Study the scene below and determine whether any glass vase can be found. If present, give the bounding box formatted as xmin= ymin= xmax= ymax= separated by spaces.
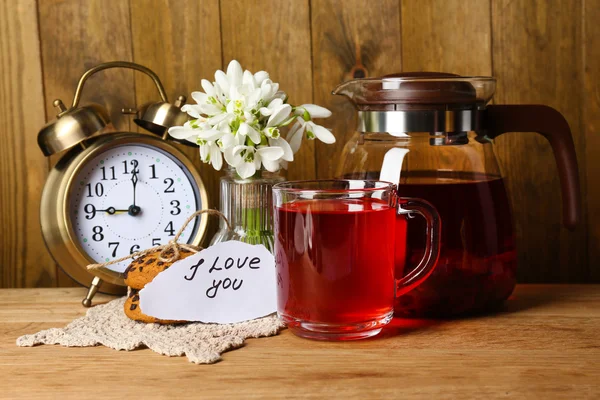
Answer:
xmin=210 ymin=167 xmax=285 ymax=252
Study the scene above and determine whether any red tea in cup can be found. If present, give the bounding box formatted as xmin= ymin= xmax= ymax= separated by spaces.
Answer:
xmin=276 ymin=198 xmax=397 ymax=325
xmin=273 ymin=180 xmax=440 ymax=341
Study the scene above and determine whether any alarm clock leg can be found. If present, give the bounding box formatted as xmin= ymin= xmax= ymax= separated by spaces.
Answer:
xmin=82 ymin=276 xmax=103 ymax=307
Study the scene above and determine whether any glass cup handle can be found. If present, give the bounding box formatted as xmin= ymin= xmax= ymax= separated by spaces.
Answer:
xmin=395 ymin=198 xmax=441 ymax=297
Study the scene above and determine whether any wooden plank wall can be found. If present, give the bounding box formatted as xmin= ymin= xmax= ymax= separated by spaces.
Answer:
xmin=0 ymin=0 xmax=597 ymax=288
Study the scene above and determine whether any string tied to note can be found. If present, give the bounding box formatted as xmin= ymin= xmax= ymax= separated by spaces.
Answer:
xmin=87 ymin=209 xmax=232 ymax=271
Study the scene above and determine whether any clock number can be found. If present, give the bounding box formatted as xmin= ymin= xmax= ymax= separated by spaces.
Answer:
xmin=170 ymin=200 xmax=181 ymax=215
xmin=100 ymin=166 xmax=116 ymax=181
xmin=92 ymin=226 xmax=104 ymax=242
xmin=122 ymin=159 xmax=139 ymax=174
xmin=86 ymin=183 xmax=104 ymax=197
xmin=84 ymin=204 xmax=96 ymax=220
xmin=108 ymin=242 xmax=120 ymax=257
xmin=164 ymin=178 xmax=175 ymax=193
xmin=164 ymin=221 xmax=175 ymax=236
xmin=130 ymin=244 xmax=141 ymax=254
xmin=149 ymin=164 xmax=158 ymax=179
xmin=152 ymin=238 xmax=161 ymax=246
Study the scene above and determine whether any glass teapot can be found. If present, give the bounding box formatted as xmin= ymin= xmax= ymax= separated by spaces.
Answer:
xmin=334 ymin=72 xmax=581 ymax=317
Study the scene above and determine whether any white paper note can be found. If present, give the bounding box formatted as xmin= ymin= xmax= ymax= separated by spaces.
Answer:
xmin=139 ymin=241 xmax=277 ymax=324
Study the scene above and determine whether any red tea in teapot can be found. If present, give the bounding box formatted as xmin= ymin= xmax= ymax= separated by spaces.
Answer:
xmin=334 ymin=73 xmax=580 ymax=317
xmin=395 ymin=172 xmax=517 ymax=317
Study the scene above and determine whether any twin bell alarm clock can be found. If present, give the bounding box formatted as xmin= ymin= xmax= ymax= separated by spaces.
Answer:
xmin=37 ymin=62 xmax=209 ymax=306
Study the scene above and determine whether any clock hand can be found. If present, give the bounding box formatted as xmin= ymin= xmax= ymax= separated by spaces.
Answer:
xmin=97 ymin=207 xmax=128 ymax=215
xmin=128 ymin=168 xmax=141 ymax=217
xmin=131 ymin=167 xmax=139 ymax=207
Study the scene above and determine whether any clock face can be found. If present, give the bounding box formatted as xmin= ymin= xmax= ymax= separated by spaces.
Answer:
xmin=69 ymin=144 xmax=202 ymax=273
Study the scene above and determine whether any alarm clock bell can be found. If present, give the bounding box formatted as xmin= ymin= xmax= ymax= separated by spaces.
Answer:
xmin=37 ymin=61 xmax=202 ymax=307
xmin=38 ymin=61 xmax=189 ymax=157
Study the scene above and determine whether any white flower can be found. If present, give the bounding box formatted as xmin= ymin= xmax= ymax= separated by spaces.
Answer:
xmin=306 ymin=120 xmax=335 ymax=144
xmin=217 ymin=131 xmax=242 ymax=149
xmin=238 ymin=122 xmax=261 ymax=144
xmin=259 ymin=79 xmax=280 ymax=103
xmin=254 ymin=71 xmax=270 ymax=86
xmin=168 ymin=60 xmax=333 ymax=178
xmin=286 ymin=117 xmax=335 ymax=153
xmin=199 ymin=140 xmax=223 ymax=171
xmin=168 ymin=125 xmax=197 ymax=143
xmin=262 ymin=103 xmax=292 ymax=139
xmin=286 ymin=104 xmax=334 ymax=151
xmin=168 ymin=119 xmax=207 ymax=143
xmin=169 ymin=123 xmax=223 ymax=170
xmin=259 ymin=98 xmax=284 ymax=116
xmin=226 ymin=59 xmax=243 ymax=89
xmin=269 ymin=137 xmax=294 ymax=162
xmin=295 ymin=104 xmax=332 ymax=119
xmin=224 ymin=145 xmax=284 ymax=179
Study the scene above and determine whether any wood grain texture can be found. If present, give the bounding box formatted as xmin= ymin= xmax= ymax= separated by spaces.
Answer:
xmin=0 ymin=1 xmax=599 ymax=287
xmin=584 ymin=0 xmax=600 ymax=282
xmin=0 ymin=0 xmax=56 ymax=288
xmin=401 ymin=0 xmax=492 ymax=75
xmin=130 ymin=0 xmax=223 ymax=242
xmin=220 ymin=0 xmax=315 ymax=181
xmin=311 ymin=0 xmax=402 ymax=179
xmin=38 ymin=0 xmax=135 ymax=134
xmin=2 ymin=285 xmax=599 ymax=398
xmin=38 ymin=0 xmax=136 ymax=286
xmin=491 ymin=0 xmax=588 ymax=283
xmin=400 ymin=0 xmax=493 ymax=173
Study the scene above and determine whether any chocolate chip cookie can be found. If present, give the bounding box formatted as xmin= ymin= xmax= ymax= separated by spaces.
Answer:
xmin=123 ymin=248 xmax=195 ymax=289
xmin=124 ymin=289 xmax=180 ymax=324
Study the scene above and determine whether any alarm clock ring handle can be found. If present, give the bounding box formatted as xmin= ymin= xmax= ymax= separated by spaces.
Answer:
xmin=70 ymin=61 xmax=169 ymax=109
xmin=37 ymin=61 xmax=190 ymax=157
xmin=70 ymin=61 xmax=190 ymax=138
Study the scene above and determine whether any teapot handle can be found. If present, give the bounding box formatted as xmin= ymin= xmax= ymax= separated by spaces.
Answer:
xmin=484 ymin=105 xmax=581 ymax=229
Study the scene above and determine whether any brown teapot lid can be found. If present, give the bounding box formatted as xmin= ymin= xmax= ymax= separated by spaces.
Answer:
xmin=380 ymin=72 xmax=476 ymax=105
xmin=333 ymin=72 xmax=495 ymax=110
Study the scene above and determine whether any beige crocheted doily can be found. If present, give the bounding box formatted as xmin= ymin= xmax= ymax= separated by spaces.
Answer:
xmin=16 ymin=297 xmax=284 ymax=364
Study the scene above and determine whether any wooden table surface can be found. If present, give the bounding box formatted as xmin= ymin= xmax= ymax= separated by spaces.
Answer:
xmin=1 ymin=285 xmax=599 ymax=399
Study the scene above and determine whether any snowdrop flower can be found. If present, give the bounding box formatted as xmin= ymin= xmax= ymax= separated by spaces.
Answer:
xmin=259 ymin=79 xmax=280 ymax=104
xmin=199 ymin=140 xmax=223 ymax=171
xmin=254 ymin=70 xmax=270 ymax=86
xmin=238 ymin=122 xmax=261 ymax=144
xmin=286 ymin=104 xmax=335 ymax=151
xmin=263 ymin=103 xmax=292 ymax=139
xmin=167 ymin=118 xmax=211 ymax=143
xmin=259 ymin=98 xmax=284 ymax=116
xmin=305 ymin=120 xmax=335 ymax=143
xmin=286 ymin=115 xmax=335 ymax=153
xmin=168 ymin=60 xmax=333 ymax=178
xmin=295 ymin=104 xmax=332 ymax=119
xmin=168 ymin=124 xmax=198 ymax=143
xmin=269 ymin=137 xmax=294 ymax=162
xmin=224 ymin=145 xmax=284 ymax=179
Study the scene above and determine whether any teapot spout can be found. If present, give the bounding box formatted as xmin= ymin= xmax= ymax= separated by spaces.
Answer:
xmin=331 ymin=80 xmax=362 ymax=102
xmin=332 ymin=78 xmax=396 ymax=109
